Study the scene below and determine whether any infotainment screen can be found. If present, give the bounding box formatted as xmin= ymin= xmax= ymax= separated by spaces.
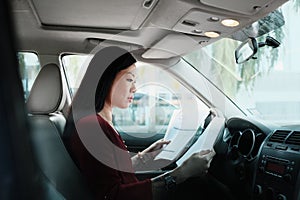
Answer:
xmin=266 ymin=161 xmax=286 ymax=175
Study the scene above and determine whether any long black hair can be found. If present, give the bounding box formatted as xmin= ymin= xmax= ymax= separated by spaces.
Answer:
xmin=63 ymin=46 xmax=136 ymax=141
xmin=94 ymin=47 xmax=137 ymax=112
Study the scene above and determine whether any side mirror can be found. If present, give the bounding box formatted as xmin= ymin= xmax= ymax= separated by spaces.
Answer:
xmin=235 ymin=37 xmax=258 ymax=64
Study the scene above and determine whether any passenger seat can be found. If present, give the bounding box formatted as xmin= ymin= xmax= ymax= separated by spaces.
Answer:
xmin=26 ymin=63 xmax=93 ymax=200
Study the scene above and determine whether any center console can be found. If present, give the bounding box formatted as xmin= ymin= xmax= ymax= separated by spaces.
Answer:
xmin=253 ymin=130 xmax=300 ymax=200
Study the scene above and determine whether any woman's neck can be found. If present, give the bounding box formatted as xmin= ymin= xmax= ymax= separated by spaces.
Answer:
xmin=98 ymin=104 xmax=113 ymax=125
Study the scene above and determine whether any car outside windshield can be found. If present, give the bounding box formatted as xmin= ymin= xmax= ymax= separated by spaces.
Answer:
xmin=184 ymin=0 xmax=300 ymax=126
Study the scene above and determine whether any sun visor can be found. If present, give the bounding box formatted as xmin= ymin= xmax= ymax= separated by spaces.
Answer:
xmin=142 ymin=33 xmax=209 ymax=59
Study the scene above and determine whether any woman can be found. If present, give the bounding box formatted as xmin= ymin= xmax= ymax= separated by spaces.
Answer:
xmin=64 ymin=46 xmax=215 ymax=200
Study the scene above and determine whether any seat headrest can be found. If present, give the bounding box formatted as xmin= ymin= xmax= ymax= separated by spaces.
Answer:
xmin=26 ymin=63 xmax=63 ymax=114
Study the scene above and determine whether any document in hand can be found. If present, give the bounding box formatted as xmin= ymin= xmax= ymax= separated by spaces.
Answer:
xmin=154 ymin=109 xmax=202 ymax=162
xmin=176 ymin=116 xmax=225 ymax=166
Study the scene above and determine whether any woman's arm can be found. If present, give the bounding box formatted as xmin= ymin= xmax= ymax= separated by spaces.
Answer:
xmin=151 ymin=150 xmax=215 ymax=200
xmin=132 ymin=139 xmax=170 ymax=170
xmin=131 ymin=151 xmax=153 ymax=170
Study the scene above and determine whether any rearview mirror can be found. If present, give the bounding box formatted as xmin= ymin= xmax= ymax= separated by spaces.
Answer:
xmin=235 ymin=37 xmax=258 ymax=64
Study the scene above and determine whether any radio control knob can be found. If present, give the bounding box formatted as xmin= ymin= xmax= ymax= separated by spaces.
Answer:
xmin=254 ymin=184 xmax=262 ymax=195
xmin=283 ymin=174 xmax=292 ymax=182
xmin=276 ymin=194 xmax=287 ymax=200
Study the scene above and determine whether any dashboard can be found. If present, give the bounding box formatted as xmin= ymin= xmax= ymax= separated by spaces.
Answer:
xmin=254 ymin=129 xmax=300 ymax=200
xmin=224 ymin=118 xmax=267 ymax=162
xmin=209 ymin=116 xmax=300 ymax=200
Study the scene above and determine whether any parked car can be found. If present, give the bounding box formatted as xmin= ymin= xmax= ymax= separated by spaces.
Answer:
xmin=1 ymin=0 xmax=299 ymax=199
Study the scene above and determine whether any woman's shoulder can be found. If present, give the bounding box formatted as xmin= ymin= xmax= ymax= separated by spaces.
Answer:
xmin=77 ymin=114 xmax=105 ymax=125
xmin=77 ymin=114 xmax=119 ymax=140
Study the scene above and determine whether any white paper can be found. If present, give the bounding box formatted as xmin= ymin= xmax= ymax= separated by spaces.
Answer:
xmin=154 ymin=129 xmax=197 ymax=161
xmin=163 ymin=110 xmax=182 ymax=142
xmin=154 ymin=109 xmax=199 ymax=161
xmin=176 ymin=116 xmax=225 ymax=166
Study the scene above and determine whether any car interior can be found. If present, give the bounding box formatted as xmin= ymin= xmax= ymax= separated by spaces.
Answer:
xmin=1 ymin=0 xmax=300 ymax=199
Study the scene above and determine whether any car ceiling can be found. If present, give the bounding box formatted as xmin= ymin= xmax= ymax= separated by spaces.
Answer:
xmin=11 ymin=0 xmax=288 ymax=59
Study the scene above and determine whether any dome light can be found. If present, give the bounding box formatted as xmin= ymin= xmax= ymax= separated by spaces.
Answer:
xmin=221 ymin=19 xmax=239 ymax=27
xmin=204 ymin=31 xmax=220 ymax=38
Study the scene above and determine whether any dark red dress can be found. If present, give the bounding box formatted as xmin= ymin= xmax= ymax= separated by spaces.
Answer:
xmin=67 ymin=114 xmax=152 ymax=200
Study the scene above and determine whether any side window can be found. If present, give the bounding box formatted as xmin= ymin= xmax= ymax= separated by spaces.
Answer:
xmin=17 ymin=52 xmax=41 ymax=100
xmin=61 ymin=54 xmax=210 ymax=137
xmin=113 ymin=62 xmax=210 ymax=136
xmin=61 ymin=54 xmax=90 ymax=97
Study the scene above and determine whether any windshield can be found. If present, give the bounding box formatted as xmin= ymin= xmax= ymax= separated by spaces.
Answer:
xmin=184 ymin=0 xmax=300 ymax=126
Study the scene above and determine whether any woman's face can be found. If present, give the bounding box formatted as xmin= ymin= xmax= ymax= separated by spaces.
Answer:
xmin=110 ymin=64 xmax=137 ymax=109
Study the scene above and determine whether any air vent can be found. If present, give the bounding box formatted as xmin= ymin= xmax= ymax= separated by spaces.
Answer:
xmin=286 ymin=131 xmax=300 ymax=146
xmin=269 ymin=130 xmax=290 ymax=143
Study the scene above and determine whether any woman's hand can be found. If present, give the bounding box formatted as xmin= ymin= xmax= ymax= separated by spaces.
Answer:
xmin=132 ymin=139 xmax=170 ymax=171
xmin=177 ymin=149 xmax=216 ymax=182
xmin=142 ymin=139 xmax=171 ymax=159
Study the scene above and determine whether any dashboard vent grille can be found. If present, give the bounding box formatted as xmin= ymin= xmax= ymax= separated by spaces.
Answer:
xmin=269 ymin=130 xmax=290 ymax=143
xmin=286 ymin=131 xmax=300 ymax=146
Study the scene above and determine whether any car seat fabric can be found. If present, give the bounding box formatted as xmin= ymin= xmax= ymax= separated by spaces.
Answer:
xmin=26 ymin=63 xmax=93 ymax=200
xmin=26 ymin=63 xmax=64 ymax=115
